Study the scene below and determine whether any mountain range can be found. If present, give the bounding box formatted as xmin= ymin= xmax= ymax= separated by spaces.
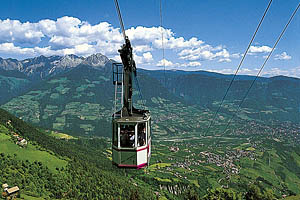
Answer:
xmin=0 ymin=54 xmax=299 ymax=137
xmin=0 ymin=53 xmax=111 ymax=80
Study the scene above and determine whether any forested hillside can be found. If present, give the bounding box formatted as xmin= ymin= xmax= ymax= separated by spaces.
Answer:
xmin=143 ymin=70 xmax=300 ymax=123
xmin=0 ymin=71 xmax=31 ymax=104
xmin=0 ymin=108 xmax=155 ymax=199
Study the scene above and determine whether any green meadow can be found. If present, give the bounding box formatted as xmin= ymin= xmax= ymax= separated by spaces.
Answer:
xmin=0 ymin=125 xmax=67 ymax=172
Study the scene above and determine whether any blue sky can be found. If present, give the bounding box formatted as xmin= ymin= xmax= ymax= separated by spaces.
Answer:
xmin=0 ymin=0 xmax=300 ymax=77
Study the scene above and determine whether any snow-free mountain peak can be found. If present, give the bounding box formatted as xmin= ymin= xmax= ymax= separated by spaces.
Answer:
xmin=83 ymin=53 xmax=110 ymax=67
xmin=0 ymin=53 xmax=112 ymax=80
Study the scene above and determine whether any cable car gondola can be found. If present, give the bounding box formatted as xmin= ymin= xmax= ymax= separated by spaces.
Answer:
xmin=111 ymin=0 xmax=151 ymax=169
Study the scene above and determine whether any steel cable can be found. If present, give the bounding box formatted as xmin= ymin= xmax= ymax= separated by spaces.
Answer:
xmin=222 ymin=2 xmax=300 ymax=135
xmin=205 ymin=0 xmax=273 ymax=135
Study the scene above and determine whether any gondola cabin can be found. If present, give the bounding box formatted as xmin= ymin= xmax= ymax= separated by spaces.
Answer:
xmin=112 ymin=111 xmax=151 ymax=168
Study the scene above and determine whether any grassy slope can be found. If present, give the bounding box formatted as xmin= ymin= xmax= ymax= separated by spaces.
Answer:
xmin=0 ymin=124 xmax=67 ymax=172
xmin=284 ymin=195 xmax=300 ymax=200
xmin=20 ymin=194 xmax=45 ymax=200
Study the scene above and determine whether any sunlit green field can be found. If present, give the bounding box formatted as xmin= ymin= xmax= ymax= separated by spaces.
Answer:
xmin=0 ymin=125 xmax=67 ymax=172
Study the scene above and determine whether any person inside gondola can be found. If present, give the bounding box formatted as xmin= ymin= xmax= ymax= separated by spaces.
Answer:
xmin=129 ymin=132 xmax=135 ymax=147
xmin=120 ymin=125 xmax=136 ymax=147
xmin=120 ymin=129 xmax=128 ymax=147
xmin=138 ymin=123 xmax=146 ymax=147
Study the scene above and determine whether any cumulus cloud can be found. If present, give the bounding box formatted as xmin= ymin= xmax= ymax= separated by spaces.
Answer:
xmin=156 ymin=60 xmax=202 ymax=68
xmin=154 ymin=37 xmax=205 ymax=49
xmin=0 ymin=42 xmax=99 ymax=58
xmin=231 ymin=53 xmax=241 ymax=58
xmin=274 ymin=52 xmax=291 ymax=60
xmin=133 ymin=45 xmax=152 ymax=53
xmin=218 ymin=58 xmax=231 ymax=63
xmin=0 ymin=19 xmax=44 ymax=44
xmin=178 ymin=46 xmax=234 ymax=62
xmin=249 ymin=45 xmax=272 ymax=53
xmin=142 ymin=52 xmax=153 ymax=62
xmin=0 ymin=43 xmax=35 ymax=56
xmin=0 ymin=16 xmax=241 ymax=68
xmin=126 ymin=26 xmax=170 ymax=45
xmin=0 ymin=17 xmax=124 ymax=57
xmin=261 ymin=67 xmax=300 ymax=77
xmin=134 ymin=52 xmax=153 ymax=65
xmin=179 ymin=48 xmax=215 ymax=61
xmin=156 ymin=59 xmax=176 ymax=67
xmin=181 ymin=61 xmax=202 ymax=67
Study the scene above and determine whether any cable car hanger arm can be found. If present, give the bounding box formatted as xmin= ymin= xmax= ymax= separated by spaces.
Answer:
xmin=113 ymin=0 xmax=137 ymax=116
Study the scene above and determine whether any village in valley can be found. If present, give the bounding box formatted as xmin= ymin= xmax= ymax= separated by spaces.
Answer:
xmin=121 ymin=116 xmax=300 ymax=197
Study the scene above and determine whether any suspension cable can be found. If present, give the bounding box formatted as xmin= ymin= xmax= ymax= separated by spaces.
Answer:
xmin=160 ymin=0 xmax=166 ymax=86
xmin=204 ymin=0 xmax=273 ymax=135
xmin=222 ymin=2 xmax=300 ymax=135
xmin=114 ymin=0 xmax=127 ymax=41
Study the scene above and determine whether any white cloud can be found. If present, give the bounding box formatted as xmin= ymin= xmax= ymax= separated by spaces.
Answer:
xmin=0 ymin=17 xmax=124 ymax=58
xmin=178 ymin=47 xmax=234 ymax=62
xmin=126 ymin=26 xmax=207 ymax=51
xmin=156 ymin=59 xmax=176 ymax=67
xmin=49 ymin=35 xmax=89 ymax=48
xmin=123 ymin=25 xmax=235 ymax=64
xmin=231 ymin=53 xmax=241 ymax=58
xmin=154 ymin=36 xmax=205 ymax=49
xmin=38 ymin=19 xmax=56 ymax=36
xmin=181 ymin=61 xmax=202 ymax=67
xmin=142 ymin=52 xmax=153 ymax=62
xmin=156 ymin=59 xmax=203 ymax=68
xmin=0 ymin=42 xmax=99 ymax=58
xmin=0 ymin=19 xmax=44 ymax=44
xmin=133 ymin=45 xmax=152 ymax=53
xmin=249 ymin=45 xmax=272 ymax=53
xmin=274 ymin=52 xmax=291 ymax=60
xmin=126 ymin=26 xmax=170 ymax=45
xmin=134 ymin=52 xmax=154 ymax=65
xmin=0 ymin=16 xmax=240 ymax=67
xmin=179 ymin=48 xmax=214 ymax=60
xmin=215 ymin=49 xmax=230 ymax=58
xmin=218 ymin=58 xmax=231 ymax=63
xmin=261 ymin=67 xmax=300 ymax=77
xmin=0 ymin=43 xmax=35 ymax=56
xmin=33 ymin=46 xmax=56 ymax=56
